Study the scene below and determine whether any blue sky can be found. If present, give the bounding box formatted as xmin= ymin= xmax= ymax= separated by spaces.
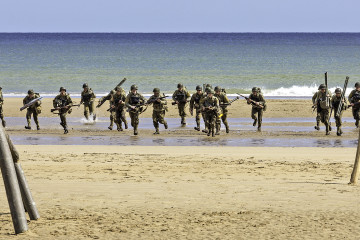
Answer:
xmin=0 ymin=0 xmax=359 ymax=32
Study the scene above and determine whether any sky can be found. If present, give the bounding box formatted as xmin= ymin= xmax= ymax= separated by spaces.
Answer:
xmin=0 ymin=0 xmax=359 ymax=32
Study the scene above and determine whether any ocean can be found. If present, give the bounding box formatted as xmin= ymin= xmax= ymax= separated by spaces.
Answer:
xmin=0 ymin=33 xmax=359 ymax=97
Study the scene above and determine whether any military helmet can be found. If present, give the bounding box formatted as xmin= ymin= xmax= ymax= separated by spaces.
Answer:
xmin=319 ymin=84 xmax=326 ymax=90
xmin=177 ymin=83 xmax=183 ymax=88
xmin=130 ymin=84 xmax=138 ymax=90
xmin=82 ymin=83 xmax=88 ymax=88
xmin=214 ymin=86 xmax=221 ymax=92
xmin=252 ymin=87 xmax=259 ymax=92
xmin=28 ymin=89 xmax=34 ymax=95
xmin=115 ymin=86 xmax=123 ymax=92
xmin=355 ymin=82 xmax=360 ymax=88
xmin=205 ymin=87 xmax=212 ymax=93
xmin=205 ymin=84 xmax=212 ymax=89
xmin=196 ymin=85 xmax=202 ymax=91
xmin=0 ymin=87 xmax=2 ymax=90
xmin=153 ymin=88 xmax=160 ymax=93
xmin=208 ymin=89 xmax=214 ymax=95
xmin=335 ymin=88 xmax=342 ymax=93
xmin=59 ymin=87 xmax=66 ymax=92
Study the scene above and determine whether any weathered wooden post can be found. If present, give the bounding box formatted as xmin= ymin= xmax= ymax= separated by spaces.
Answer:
xmin=349 ymin=129 xmax=360 ymax=185
xmin=0 ymin=125 xmax=28 ymax=233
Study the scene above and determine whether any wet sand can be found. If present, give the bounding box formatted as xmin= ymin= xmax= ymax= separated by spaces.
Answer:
xmin=0 ymin=145 xmax=359 ymax=239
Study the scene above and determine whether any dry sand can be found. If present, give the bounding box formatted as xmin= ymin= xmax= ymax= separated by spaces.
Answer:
xmin=0 ymin=145 xmax=359 ymax=239
xmin=2 ymin=97 xmax=355 ymax=118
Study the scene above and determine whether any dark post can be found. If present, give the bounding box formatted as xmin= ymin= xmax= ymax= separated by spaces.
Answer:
xmin=349 ymin=129 xmax=360 ymax=185
xmin=0 ymin=125 xmax=28 ymax=234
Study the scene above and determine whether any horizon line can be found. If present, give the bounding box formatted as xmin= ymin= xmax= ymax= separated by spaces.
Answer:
xmin=0 ymin=31 xmax=360 ymax=34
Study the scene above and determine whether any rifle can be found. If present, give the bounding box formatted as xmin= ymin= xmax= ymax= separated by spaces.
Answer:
xmin=219 ymin=96 xmax=239 ymax=107
xmin=325 ymin=72 xmax=333 ymax=131
xmin=106 ymin=99 xmax=125 ymax=112
xmin=172 ymin=99 xmax=188 ymax=105
xmin=238 ymin=94 xmax=263 ymax=108
xmin=50 ymin=104 xmax=80 ymax=113
xmin=97 ymin=78 xmax=127 ymax=108
xmin=336 ymin=76 xmax=349 ymax=117
xmin=126 ymin=103 xmax=147 ymax=114
xmin=147 ymin=94 xmax=168 ymax=104
xmin=20 ymin=97 xmax=43 ymax=111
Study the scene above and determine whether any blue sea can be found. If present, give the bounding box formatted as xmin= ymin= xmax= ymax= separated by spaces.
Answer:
xmin=0 ymin=33 xmax=359 ymax=97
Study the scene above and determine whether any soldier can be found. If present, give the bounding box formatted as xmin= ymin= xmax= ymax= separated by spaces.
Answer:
xmin=214 ymin=86 xmax=230 ymax=134
xmin=97 ymin=89 xmax=118 ymax=130
xmin=23 ymin=89 xmax=41 ymax=130
xmin=147 ymin=88 xmax=168 ymax=134
xmin=0 ymin=87 xmax=5 ymax=127
xmin=189 ymin=85 xmax=205 ymax=131
xmin=247 ymin=87 xmax=266 ymax=132
xmin=201 ymin=90 xmax=219 ymax=137
xmin=125 ymin=85 xmax=146 ymax=135
xmin=312 ymin=85 xmax=324 ymax=130
xmin=348 ymin=82 xmax=360 ymax=128
xmin=80 ymin=83 xmax=96 ymax=120
xmin=110 ymin=86 xmax=128 ymax=131
xmin=332 ymin=88 xmax=347 ymax=136
xmin=312 ymin=84 xmax=332 ymax=135
xmin=172 ymin=83 xmax=190 ymax=126
xmin=53 ymin=87 xmax=73 ymax=134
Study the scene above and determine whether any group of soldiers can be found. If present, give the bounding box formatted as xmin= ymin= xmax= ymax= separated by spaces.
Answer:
xmin=0 ymin=80 xmax=267 ymax=136
xmin=312 ymin=81 xmax=360 ymax=136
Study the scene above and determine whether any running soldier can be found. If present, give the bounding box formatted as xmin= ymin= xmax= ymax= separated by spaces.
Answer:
xmin=172 ymin=83 xmax=190 ymax=126
xmin=97 ymin=89 xmax=117 ymax=130
xmin=53 ymin=87 xmax=73 ymax=134
xmin=247 ymin=87 xmax=266 ymax=132
xmin=348 ymin=82 xmax=360 ymax=128
xmin=110 ymin=86 xmax=128 ymax=131
xmin=80 ymin=83 xmax=96 ymax=120
xmin=332 ymin=88 xmax=347 ymax=136
xmin=201 ymin=90 xmax=219 ymax=137
xmin=190 ymin=85 xmax=206 ymax=131
xmin=23 ymin=89 xmax=42 ymax=130
xmin=312 ymin=84 xmax=332 ymax=135
xmin=0 ymin=87 xmax=5 ymax=127
xmin=125 ymin=85 xmax=146 ymax=135
xmin=214 ymin=86 xmax=230 ymax=134
xmin=147 ymin=88 xmax=168 ymax=134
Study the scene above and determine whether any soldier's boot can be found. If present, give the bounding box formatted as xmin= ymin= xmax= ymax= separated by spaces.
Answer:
xmin=207 ymin=128 xmax=211 ymax=136
xmin=64 ymin=128 xmax=68 ymax=134
xmin=253 ymin=118 xmax=257 ymax=127
xmin=202 ymin=127 xmax=208 ymax=133
xmin=36 ymin=125 xmax=40 ymax=130
xmin=93 ymin=114 xmax=97 ymax=121
xmin=84 ymin=113 xmax=89 ymax=120
xmin=211 ymin=127 xmax=215 ymax=137
xmin=325 ymin=124 xmax=330 ymax=135
xmin=181 ymin=117 xmax=186 ymax=126
xmin=108 ymin=126 xmax=113 ymax=130
xmin=336 ymin=127 xmax=341 ymax=136
xmin=124 ymin=121 xmax=128 ymax=129
xmin=118 ymin=125 xmax=123 ymax=131
xmin=215 ymin=125 xmax=220 ymax=135
xmin=153 ymin=128 xmax=160 ymax=135
xmin=164 ymin=121 xmax=168 ymax=129
xmin=356 ymin=119 xmax=359 ymax=128
xmin=1 ymin=118 xmax=6 ymax=127
xmin=116 ymin=123 xmax=121 ymax=131
xmin=194 ymin=120 xmax=200 ymax=131
xmin=134 ymin=127 xmax=138 ymax=135
xmin=225 ymin=124 xmax=229 ymax=133
xmin=257 ymin=123 xmax=261 ymax=132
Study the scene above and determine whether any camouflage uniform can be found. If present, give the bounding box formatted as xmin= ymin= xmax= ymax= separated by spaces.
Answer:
xmin=81 ymin=87 xmax=96 ymax=120
xmin=172 ymin=86 xmax=190 ymax=125
xmin=312 ymin=89 xmax=332 ymax=134
xmin=348 ymin=89 xmax=360 ymax=127
xmin=201 ymin=94 xmax=219 ymax=137
xmin=0 ymin=88 xmax=5 ymax=127
xmin=110 ymin=90 xmax=128 ymax=131
xmin=23 ymin=91 xmax=41 ymax=130
xmin=125 ymin=89 xmax=146 ymax=135
xmin=97 ymin=90 xmax=118 ymax=130
xmin=331 ymin=93 xmax=346 ymax=136
xmin=214 ymin=90 xmax=230 ymax=134
xmin=148 ymin=89 xmax=168 ymax=134
xmin=53 ymin=89 xmax=73 ymax=134
xmin=189 ymin=90 xmax=205 ymax=131
xmin=248 ymin=92 xmax=266 ymax=131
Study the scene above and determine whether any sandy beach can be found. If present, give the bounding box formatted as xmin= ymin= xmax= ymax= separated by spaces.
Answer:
xmin=0 ymin=145 xmax=359 ymax=239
